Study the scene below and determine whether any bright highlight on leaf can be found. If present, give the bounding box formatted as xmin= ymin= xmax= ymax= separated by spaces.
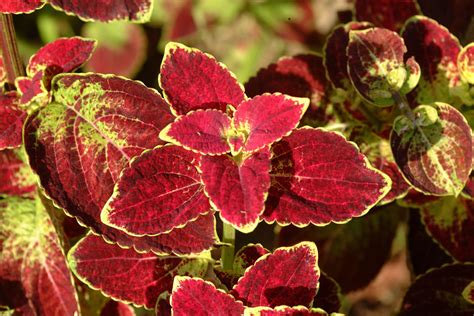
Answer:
xmin=68 ymin=234 xmax=211 ymax=309
xmin=458 ymin=43 xmax=474 ymax=85
xmin=200 ymin=149 xmax=271 ymax=233
xmin=171 ymin=277 xmax=245 ymax=316
xmin=264 ymin=127 xmax=391 ymax=226
xmin=102 ymin=145 xmax=211 ymax=236
xmin=391 ymin=102 xmax=472 ymax=196
xmin=159 ymin=42 xmax=246 ymax=115
xmin=232 ymin=242 xmax=320 ymax=308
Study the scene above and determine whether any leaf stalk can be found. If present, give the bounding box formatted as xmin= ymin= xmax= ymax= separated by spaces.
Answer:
xmin=0 ymin=14 xmax=25 ymax=88
xmin=221 ymin=222 xmax=236 ymax=271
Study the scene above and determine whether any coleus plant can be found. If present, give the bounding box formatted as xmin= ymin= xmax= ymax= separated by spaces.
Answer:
xmin=1 ymin=0 xmax=474 ymax=315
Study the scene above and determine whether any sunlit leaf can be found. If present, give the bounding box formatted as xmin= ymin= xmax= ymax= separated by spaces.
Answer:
xmin=0 ymin=0 xmax=44 ymax=14
xmin=400 ymin=263 xmax=474 ymax=315
xmin=354 ymin=0 xmax=420 ymax=31
xmin=159 ymin=42 xmax=245 ymax=115
xmin=0 ymin=196 xmax=80 ymax=314
xmin=458 ymin=43 xmax=474 ymax=84
xmin=201 ymin=149 xmax=271 ymax=233
xmin=263 ymin=127 xmax=391 ymax=226
xmin=421 ymin=197 xmax=474 ymax=262
xmin=102 ymin=145 xmax=211 ymax=236
xmin=391 ymin=102 xmax=472 ymax=196
xmin=171 ymin=277 xmax=244 ymax=316
xmin=232 ymin=242 xmax=319 ymax=308
xmin=68 ymin=234 xmax=211 ymax=308
xmin=16 ymin=71 xmax=47 ymax=106
xmin=0 ymin=149 xmax=36 ymax=197
xmin=0 ymin=92 xmax=25 ymax=149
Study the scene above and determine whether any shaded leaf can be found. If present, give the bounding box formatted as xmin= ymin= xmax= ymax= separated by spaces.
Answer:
xmin=347 ymin=27 xmax=416 ymax=106
xmin=201 ymin=149 xmax=271 ymax=233
xmin=0 ymin=92 xmax=25 ymax=149
xmin=263 ymin=127 xmax=391 ymax=226
xmin=233 ymin=244 xmax=270 ymax=275
xmin=391 ymin=102 xmax=472 ymax=196
xmin=159 ymin=42 xmax=245 ymax=115
xmin=0 ymin=0 xmax=43 ymax=14
xmin=171 ymin=277 xmax=244 ymax=316
xmin=68 ymin=234 xmax=211 ymax=309
xmin=397 ymin=188 xmax=440 ymax=208
xmin=232 ymin=242 xmax=319 ymax=308
xmin=83 ymin=22 xmax=147 ymax=78
xmin=312 ymin=272 xmax=341 ymax=314
xmin=102 ymin=145 xmax=211 ymax=236
xmin=462 ymin=172 xmax=474 ymax=199
xmin=244 ymin=306 xmax=328 ymax=316
xmin=48 ymin=0 xmax=153 ymax=22
xmin=0 ymin=196 xmax=80 ymax=314
xmin=421 ymin=197 xmax=474 ymax=262
xmin=233 ymin=94 xmax=309 ymax=153
xmin=355 ymin=0 xmax=420 ymax=32
xmin=458 ymin=43 xmax=474 ymax=84
xmin=0 ymin=149 xmax=36 ymax=197
xmin=400 ymin=263 xmax=474 ymax=315
xmin=100 ymin=300 xmax=135 ymax=316
xmin=159 ymin=110 xmax=231 ymax=155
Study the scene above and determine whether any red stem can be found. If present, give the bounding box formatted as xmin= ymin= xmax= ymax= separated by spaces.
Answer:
xmin=0 ymin=14 xmax=25 ymax=88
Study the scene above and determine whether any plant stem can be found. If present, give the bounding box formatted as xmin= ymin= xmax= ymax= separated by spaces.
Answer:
xmin=0 ymin=14 xmax=25 ymax=88
xmin=392 ymin=91 xmax=416 ymax=123
xmin=221 ymin=223 xmax=236 ymax=271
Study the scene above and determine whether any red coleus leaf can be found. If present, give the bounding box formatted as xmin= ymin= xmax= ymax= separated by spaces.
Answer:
xmin=400 ymin=263 xmax=474 ymax=315
xmin=83 ymin=22 xmax=147 ymax=78
xmin=0 ymin=92 xmax=25 ymax=149
xmin=201 ymin=149 xmax=271 ymax=233
xmin=420 ymin=197 xmax=474 ymax=262
xmin=398 ymin=188 xmax=440 ymax=208
xmin=232 ymin=242 xmax=319 ymax=308
xmin=159 ymin=42 xmax=246 ymax=115
xmin=160 ymin=110 xmax=232 ymax=155
xmin=48 ymin=0 xmax=153 ymax=22
xmin=16 ymin=71 xmax=47 ymax=106
xmin=323 ymin=22 xmax=372 ymax=90
xmin=391 ymin=102 xmax=472 ymax=196
xmin=0 ymin=149 xmax=36 ymax=197
xmin=233 ymin=244 xmax=270 ymax=275
xmin=402 ymin=16 xmax=462 ymax=105
xmin=0 ymin=0 xmax=44 ymax=14
xmin=100 ymin=300 xmax=135 ymax=316
xmin=102 ymin=145 xmax=211 ymax=236
xmin=458 ymin=43 xmax=474 ymax=84
xmin=0 ymin=196 xmax=80 ymax=314
xmin=171 ymin=277 xmax=245 ymax=316
xmin=68 ymin=234 xmax=211 ymax=309
xmin=462 ymin=172 xmax=474 ymax=199
xmin=354 ymin=0 xmax=420 ymax=32
xmin=263 ymin=127 xmax=391 ymax=226
xmin=24 ymin=74 xmax=214 ymax=255
xmin=312 ymin=272 xmax=341 ymax=314
xmin=161 ymin=94 xmax=308 ymax=156
xmin=27 ymin=37 xmax=96 ymax=77
xmin=347 ymin=27 xmax=419 ymax=106
xmin=245 ymin=306 xmax=328 ymax=316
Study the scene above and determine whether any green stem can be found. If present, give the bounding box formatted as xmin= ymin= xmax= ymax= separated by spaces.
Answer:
xmin=392 ymin=90 xmax=416 ymax=123
xmin=221 ymin=223 xmax=236 ymax=271
xmin=0 ymin=14 xmax=25 ymax=88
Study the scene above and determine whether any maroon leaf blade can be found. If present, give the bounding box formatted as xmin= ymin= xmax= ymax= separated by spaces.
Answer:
xmin=0 ymin=92 xmax=25 ymax=150
xmin=83 ymin=22 xmax=147 ymax=78
xmin=159 ymin=42 xmax=246 ymax=115
xmin=245 ymin=306 xmax=328 ymax=316
xmin=462 ymin=172 xmax=474 ymax=199
xmin=48 ymin=0 xmax=153 ymax=22
xmin=400 ymin=263 xmax=474 ymax=315
xmin=232 ymin=242 xmax=319 ymax=308
xmin=458 ymin=43 xmax=474 ymax=84
xmin=171 ymin=277 xmax=244 ymax=316
xmin=23 ymin=73 xmax=181 ymax=253
xmin=0 ymin=149 xmax=36 ymax=197
xmin=263 ymin=127 xmax=391 ymax=226
xmin=27 ymin=37 xmax=96 ymax=77
xmin=68 ymin=234 xmax=212 ymax=309
xmin=0 ymin=0 xmax=43 ymax=14
xmin=233 ymin=94 xmax=309 ymax=153
xmin=201 ymin=150 xmax=271 ymax=233
xmin=347 ymin=27 xmax=415 ymax=106
xmin=233 ymin=244 xmax=270 ymax=275
xmin=323 ymin=22 xmax=372 ymax=90
xmin=421 ymin=197 xmax=474 ymax=262
xmin=312 ymin=272 xmax=341 ymax=314
xmin=402 ymin=16 xmax=463 ymax=105
xmin=102 ymin=145 xmax=211 ymax=236
xmin=100 ymin=300 xmax=135 ymax=316
xmin=391 ymin=103 xmax=472 ymax=196
xmin=16 ymin=72 xmax=47 ymax=106
xmin=354 ymin=0 xmax=420 ymax=32
xmin=0 ymin=196 xmax=80 ymax=314
xmin=159 ymin=110 xmax=231 ymax=155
